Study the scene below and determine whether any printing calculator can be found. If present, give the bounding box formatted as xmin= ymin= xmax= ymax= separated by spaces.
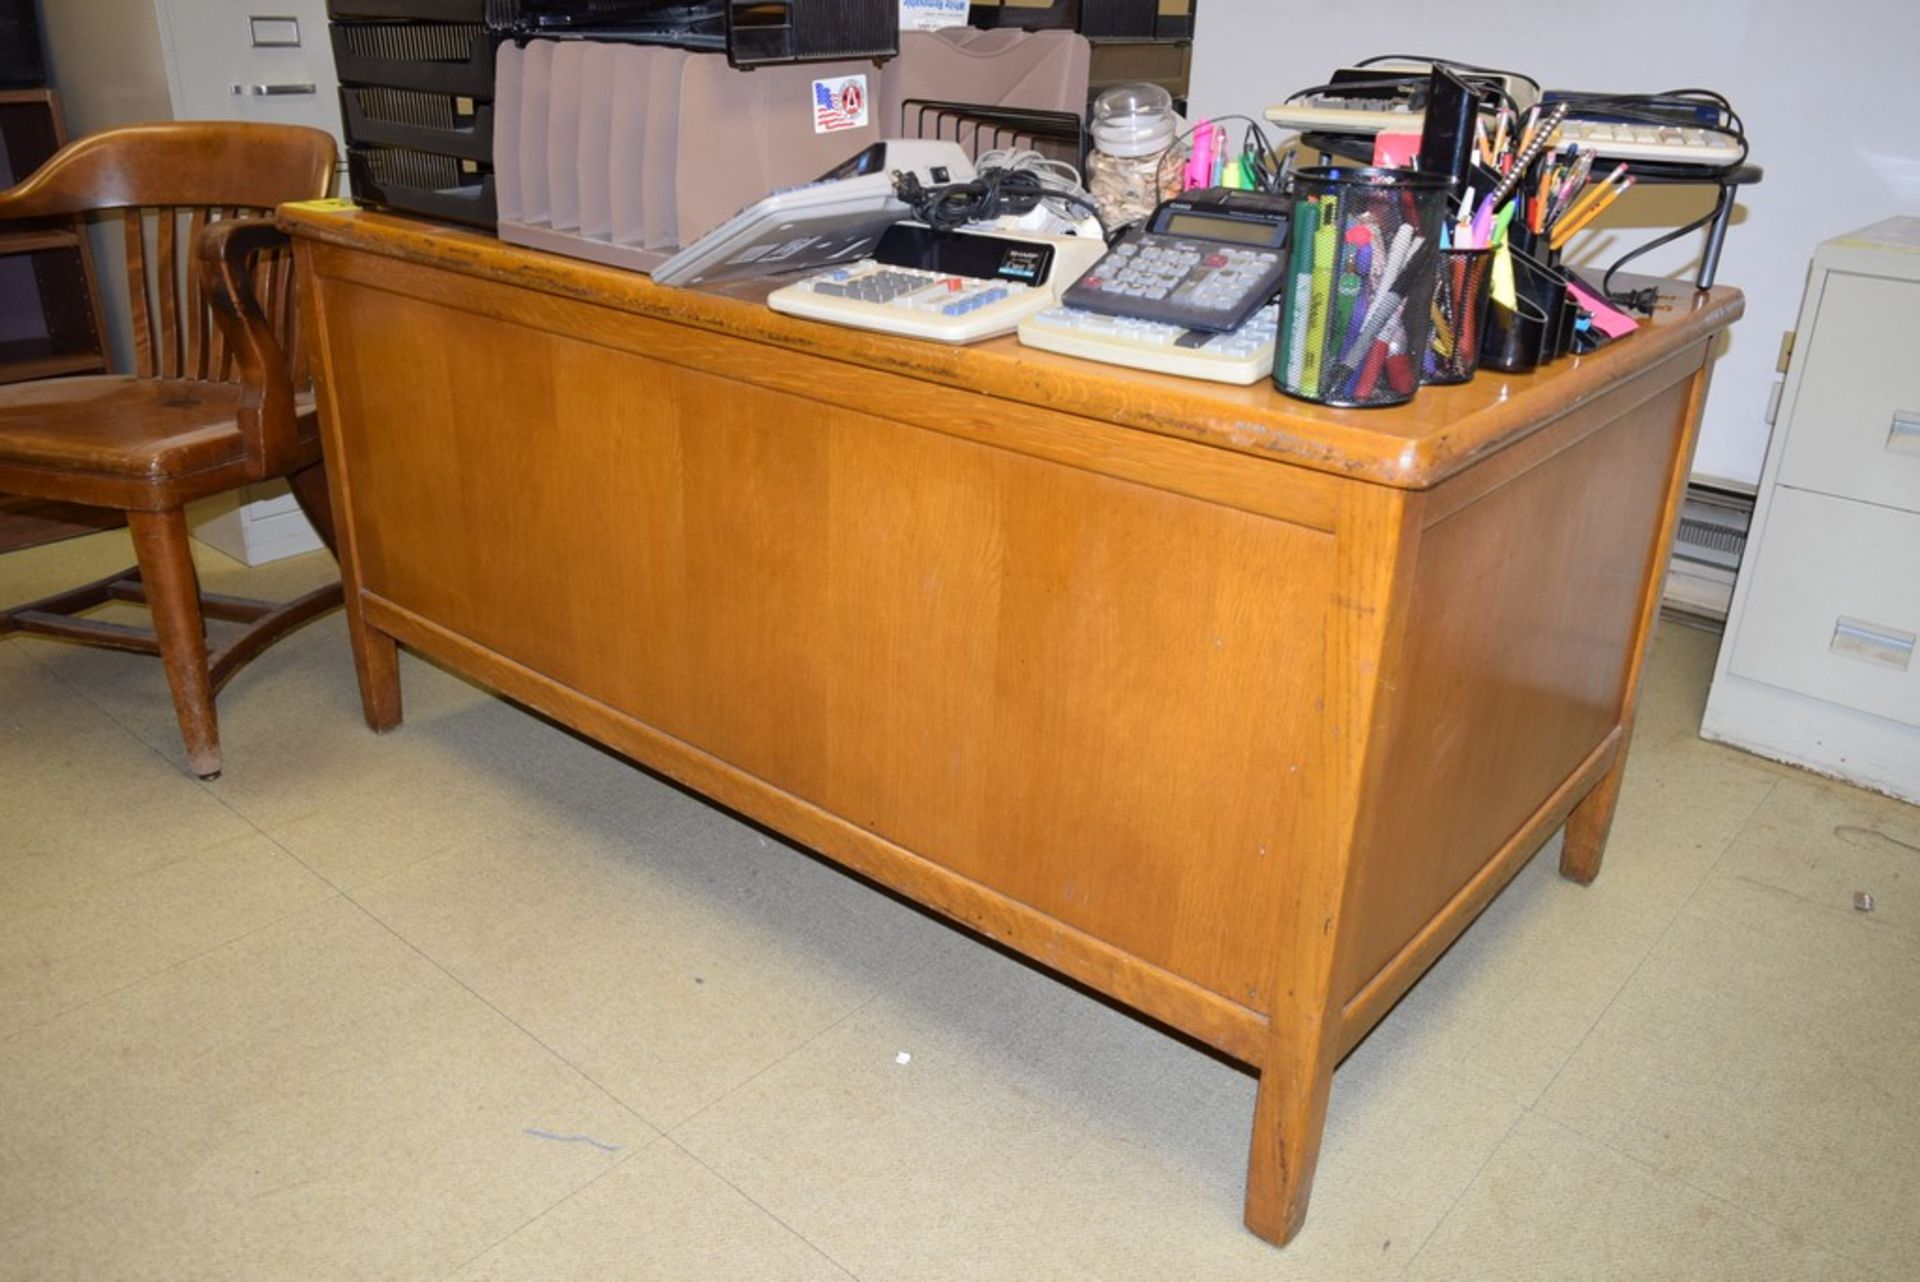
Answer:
xmin=1061 ymin=187 xmax=1291 ymax=333
xmin=1018 ymin=303 xmax=1280 ymax=385
xmin=767 ymin=222 xmax=1107 ymax=344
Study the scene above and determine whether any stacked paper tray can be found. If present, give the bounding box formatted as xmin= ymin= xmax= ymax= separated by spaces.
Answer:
xmin=494 ymin=27 xmax=1092 ymax=274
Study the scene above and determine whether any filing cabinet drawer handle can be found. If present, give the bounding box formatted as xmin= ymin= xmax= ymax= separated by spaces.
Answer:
xmin=232 ymin=82 xmax=317 ymax=96
xmin=1889 ymin=410 xmax=1920 ymax=457
xmin=1830 ymin=616 xmax=1916 ymax=671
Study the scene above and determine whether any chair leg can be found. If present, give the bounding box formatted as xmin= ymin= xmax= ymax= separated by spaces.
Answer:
xmin=287 ymin=461 xmax=338 ymax=556
xmin=127 ymin=508 xmax=222 ymax=779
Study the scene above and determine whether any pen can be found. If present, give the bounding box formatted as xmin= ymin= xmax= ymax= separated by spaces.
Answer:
xmin=1484 ymin=102 xmax=1569 ymax=213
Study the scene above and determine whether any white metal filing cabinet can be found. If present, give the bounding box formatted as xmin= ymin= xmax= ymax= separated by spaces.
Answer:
xmin=1703 ymin=218 xmax=1920 ymax=802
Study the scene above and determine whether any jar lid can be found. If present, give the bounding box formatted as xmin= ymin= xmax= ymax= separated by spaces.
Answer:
xmin=1091 ymin=83 xmax=1177 ymax=158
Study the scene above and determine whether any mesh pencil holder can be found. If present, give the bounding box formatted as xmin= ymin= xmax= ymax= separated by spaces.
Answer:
xmin=1422 ymin=246 xmax=1493 ymax=385
xmin=1274 ymin=167 xmax=1450 ymax=409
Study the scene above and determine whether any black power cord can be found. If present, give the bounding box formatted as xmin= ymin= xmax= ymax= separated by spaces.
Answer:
xmin=892 ymin=166 xmax=1106 ymax=237
xmin=1546 ymin=88 xmax=1749 ymax=309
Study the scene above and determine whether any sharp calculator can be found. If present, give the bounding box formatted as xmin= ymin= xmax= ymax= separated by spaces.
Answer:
xmin=766 ymin=222 xmax=1106 ymax=344
xmin=1060 ymin=187 xmax=1291 ymax=333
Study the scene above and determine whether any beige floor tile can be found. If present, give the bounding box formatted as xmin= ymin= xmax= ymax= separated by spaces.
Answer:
xmin=0 ymin=665 xmax=263 ymax=922
xmin=671 ymin=927 xmax=1521 ymax=1281
xmin=0 ymin=896 xmax=648 ymax=1281
xmin=354 ymin=792 xmax=955 ymax=1131
xmin=0 ymin=528 xmax=138 ymax=611
xmin=1716 ymin=773 xmax=1919 ymax=934
xmin=1405 ymin=1113 xmax=1881 ymax=1281
xmin=1357 ymin=706 xmax=1778 ymax=1108
xmin=450 ymin=1139 xmax=853 ymax=1280
xmin=0 ymin=828 xmax=335 ymax=1037
xmin=1633 ymin=620 xmax=1728 ymax=749
xmin=1539 ymin=875 xmax=1920 ymax=1274
xmin=193 ymin=618 xmax=701 ymax=891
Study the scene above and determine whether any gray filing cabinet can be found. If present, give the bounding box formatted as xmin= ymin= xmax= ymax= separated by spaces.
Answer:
xmin=1702 ymin=218 xmax=1920 ymax=802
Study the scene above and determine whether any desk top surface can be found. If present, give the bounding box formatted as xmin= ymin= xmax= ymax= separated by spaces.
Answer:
xmin=280 ymin=203 xmax=1742 ymax=490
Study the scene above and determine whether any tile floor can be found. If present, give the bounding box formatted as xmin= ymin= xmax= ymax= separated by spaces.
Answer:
xmin=1 ymin=532 xmax=1914 ymax=1281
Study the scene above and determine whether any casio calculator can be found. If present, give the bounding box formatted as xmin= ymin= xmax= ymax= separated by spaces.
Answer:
xmin=1061 ymin=187 xmax=1291 ymax=333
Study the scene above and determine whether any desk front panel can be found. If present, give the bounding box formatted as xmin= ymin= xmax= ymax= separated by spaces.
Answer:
xmin=315 ymin=271 xmax=1335 ymax=1017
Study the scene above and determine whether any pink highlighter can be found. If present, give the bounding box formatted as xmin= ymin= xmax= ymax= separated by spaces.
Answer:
xmin=1186 ymin=120 xmax=1214 ymax=189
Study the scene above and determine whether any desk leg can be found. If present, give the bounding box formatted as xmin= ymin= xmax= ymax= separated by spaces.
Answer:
xmin=1561 ymin=356 xmax=1716 ymax=884
xmin=1245 ymin=1030 xmax=1337 ymax=1244
xmin=1561 ymin=749 xmax=1626 ymax=883
xmin=1245 ymin=483 xmax=1419 ymax=1245
xmin=348 ymin=613 xmax=402 ymax=733
xmin=295 ymin=246 xmax=402 ymax=735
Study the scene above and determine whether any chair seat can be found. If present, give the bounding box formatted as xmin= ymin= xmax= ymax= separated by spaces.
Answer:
xmin=0 ymin=376 xmax=320 ymax=511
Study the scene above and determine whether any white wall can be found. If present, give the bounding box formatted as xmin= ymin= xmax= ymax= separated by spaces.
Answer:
xmin=1189 ymin=0 xmax=1920 ymax=487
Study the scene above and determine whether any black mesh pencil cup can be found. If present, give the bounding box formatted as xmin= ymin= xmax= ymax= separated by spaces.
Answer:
xmin=1422 ymin=246 xmax=1493 ymax=385
xmin=1274 ymin=168 xmax=1450 ymax=408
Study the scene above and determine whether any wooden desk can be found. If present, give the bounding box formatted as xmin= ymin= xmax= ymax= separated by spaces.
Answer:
xmin=282 ymin=204 xmax=1741 ymax=1246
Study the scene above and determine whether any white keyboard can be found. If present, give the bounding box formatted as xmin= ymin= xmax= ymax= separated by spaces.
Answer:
xmin=1017 ymin=303 xmax=1279 ymax=385
xmin=1261 ymin=103 xmax=1742 ymax=167
xmin=1551 ymin=118 xmax=1743 ymax=166
xmin=1263 ymin=99 xmax=1422 ymax=137
xmin=768 ymin=263 xmax=1055 ymax=344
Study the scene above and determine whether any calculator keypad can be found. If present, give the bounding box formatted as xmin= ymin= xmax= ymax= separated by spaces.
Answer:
xmin=1064 ymin=233 xmax=1284 ymax=333
xmin=803 ymin=265 xmax=1028 ymax=316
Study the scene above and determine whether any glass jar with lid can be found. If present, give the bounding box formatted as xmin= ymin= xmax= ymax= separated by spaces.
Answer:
xmin=1086 ymin=83 xmax=1184 ymax=230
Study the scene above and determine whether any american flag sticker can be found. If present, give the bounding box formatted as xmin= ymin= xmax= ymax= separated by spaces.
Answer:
xmin=812 ymin=75 xmax=869 ymax=134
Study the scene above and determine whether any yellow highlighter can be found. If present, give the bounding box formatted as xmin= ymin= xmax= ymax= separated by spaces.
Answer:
xmin=1300 ymin=198 xmax=1338 ymax=396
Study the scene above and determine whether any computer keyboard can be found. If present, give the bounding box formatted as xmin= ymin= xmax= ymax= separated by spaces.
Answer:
xmin=1262 ymin=99 xmax=1743 ymax=168
xmin=1263 ymin=97 xmax=1424 ymax=137
xmin=1017 ymin=302 xmax=1279 ymax=385
xmin=1550 ymin=118 xmax=1743 ymax=166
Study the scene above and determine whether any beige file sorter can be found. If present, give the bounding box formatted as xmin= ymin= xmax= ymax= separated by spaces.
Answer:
xmin=881 ymin=27 xmax=1090 ymax=136
xmin=495 ymin=29 xmax=1091 ymax=276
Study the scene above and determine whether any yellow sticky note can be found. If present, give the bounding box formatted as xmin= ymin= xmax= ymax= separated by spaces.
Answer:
xmin=1491 ymin=242 xmax=1517 ymax=310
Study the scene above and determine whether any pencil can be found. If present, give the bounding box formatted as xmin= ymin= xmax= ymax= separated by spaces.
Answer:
xmin=1549 ymin=162 xmax=1628 ymax=244
xmin=1550 ymin=175 xmax=1635 ymax=251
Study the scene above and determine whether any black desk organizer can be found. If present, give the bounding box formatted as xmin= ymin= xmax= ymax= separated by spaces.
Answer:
xmin=328 ymin=0 xmax=499 ymax=227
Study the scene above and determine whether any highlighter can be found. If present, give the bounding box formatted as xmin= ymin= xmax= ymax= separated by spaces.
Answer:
xmin=1186 ymin=120 xmax=1214 ymax=190
xmin=1300 ymin=200 xmax=1338 ymax=396
xmin=1281 ymin=198 xmax=1319 ymax=388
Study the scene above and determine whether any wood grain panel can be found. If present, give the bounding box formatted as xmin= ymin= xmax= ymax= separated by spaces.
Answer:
xmin=1335 ymin=378 xmax=1692 ymax=1000
xmin=313 ymin=247 xmax=1344 ymax=533
xmin=288 ymin=204 xmax=1746 ymax=1247
xmin=320 ymin=281 xmax=1332 ymax=1009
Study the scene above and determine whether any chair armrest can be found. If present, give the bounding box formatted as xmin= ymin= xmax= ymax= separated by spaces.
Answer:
xmin=197 ymin=218 xmax=301 ymax=480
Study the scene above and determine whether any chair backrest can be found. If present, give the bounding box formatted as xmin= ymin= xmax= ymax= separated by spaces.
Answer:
xmin=0 ymin=121 xmax=336 ymax=384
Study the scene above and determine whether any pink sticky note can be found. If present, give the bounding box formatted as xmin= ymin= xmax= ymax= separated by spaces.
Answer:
xmin=1567 ymin=279 xmax=1642 ymax=339
xmin=1372 ymin=132 xmax=1423 ymax=168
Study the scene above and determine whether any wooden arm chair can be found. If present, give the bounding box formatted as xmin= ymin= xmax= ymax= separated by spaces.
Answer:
xmin=0 ymin=121 xmax=342 ymax=778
